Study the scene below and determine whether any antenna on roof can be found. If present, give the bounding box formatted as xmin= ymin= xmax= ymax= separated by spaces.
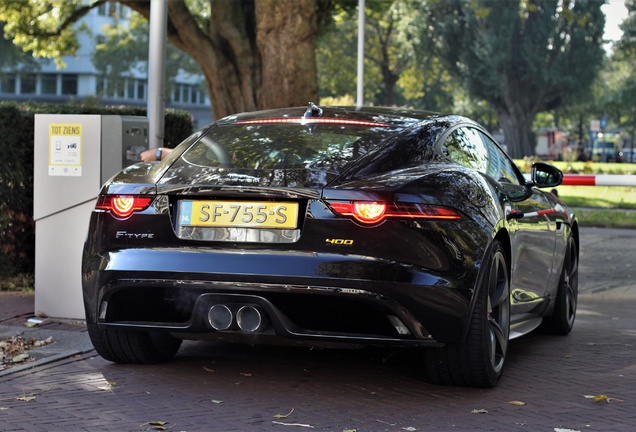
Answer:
xmin=304 ymin=102 xmax=323 ymax=118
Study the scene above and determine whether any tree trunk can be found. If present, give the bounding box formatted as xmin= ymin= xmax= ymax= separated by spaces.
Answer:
xmin=255 ymin=0 xmax=319 ymax=109
xmin=496 ymin=106 xmax=536 ymax=159
xmin=121 ymin=0 xmax=320 ymax=120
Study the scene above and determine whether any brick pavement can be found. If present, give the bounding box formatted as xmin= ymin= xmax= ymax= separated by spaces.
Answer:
xmin=1 ymin=294 xmax=634 ymax=431
xmin=0 ymin=228 xmax=635 ymax=431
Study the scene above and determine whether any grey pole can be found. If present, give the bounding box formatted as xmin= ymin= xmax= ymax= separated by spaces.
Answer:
xmin=147 ymin=0 xmax=168 ymax=149
xmin=356 ymin=0 xmax=365 ymax=109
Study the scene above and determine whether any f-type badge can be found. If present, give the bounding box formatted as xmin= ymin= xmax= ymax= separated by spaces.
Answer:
xmin=115 ymin=231 xmax=154 ymax=239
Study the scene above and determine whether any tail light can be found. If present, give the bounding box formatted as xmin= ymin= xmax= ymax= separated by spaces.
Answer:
xmin=95 ymin=195 xmax=154 ymax=219
xmin=327 ymin=201 xmax=460 ymax=225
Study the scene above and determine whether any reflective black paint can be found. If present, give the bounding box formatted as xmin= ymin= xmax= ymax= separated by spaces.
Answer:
xmin=82 ymin=106 xmax=577 ymax=355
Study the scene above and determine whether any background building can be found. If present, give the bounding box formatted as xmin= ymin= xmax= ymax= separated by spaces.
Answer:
xmin=0 ymin=1 xmax=212 ymax=128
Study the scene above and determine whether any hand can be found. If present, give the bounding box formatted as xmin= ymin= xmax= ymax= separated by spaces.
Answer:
xmin=140 ymin=148 xmax=172 ymax=162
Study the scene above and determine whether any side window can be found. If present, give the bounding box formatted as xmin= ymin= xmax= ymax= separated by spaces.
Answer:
xmin=478 ymin=132 xmax=521 ymax=185
xmin=444 ymin=127 xmax=489 ymax=173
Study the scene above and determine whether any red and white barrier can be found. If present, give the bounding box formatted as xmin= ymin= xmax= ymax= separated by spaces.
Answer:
xmin=524 ymin=174 xmax=636 ymax=186
xmin=561 ymin=174 xmax=636 ymax=186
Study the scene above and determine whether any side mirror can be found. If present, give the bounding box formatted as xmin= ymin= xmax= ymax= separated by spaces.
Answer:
xmin=530 ymin=162 xmax=563 ymax=188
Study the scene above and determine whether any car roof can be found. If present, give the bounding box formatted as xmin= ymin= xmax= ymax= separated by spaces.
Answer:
xmin=216 ymin=105 xmax=445 ymax=126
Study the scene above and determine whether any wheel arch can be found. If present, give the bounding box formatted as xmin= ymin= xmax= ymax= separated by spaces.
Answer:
xmin=570 ymin=221 xmax=580 ymax=258
xmin=462 ymin=228 xmax=511 ymax=342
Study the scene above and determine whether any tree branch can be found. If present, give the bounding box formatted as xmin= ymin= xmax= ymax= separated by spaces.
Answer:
xmin=27 ymin=0 xmax=108 ymax=37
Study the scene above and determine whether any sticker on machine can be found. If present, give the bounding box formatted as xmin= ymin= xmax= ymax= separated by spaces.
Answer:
xmin=48 ymin=123 xmax=82 ymax=176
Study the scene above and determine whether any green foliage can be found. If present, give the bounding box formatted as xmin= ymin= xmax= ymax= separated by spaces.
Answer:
xmin=0 ymin=0 xmax=95 ymax=68
xmin=92 ymin=11 xmax=203 ymax=95
xmin=423 ymin=0 xmax=606 ymax=157
xmin=0 ymin=22 xmax=39 ymax=72
xmin=568 ymin=207 xmax=636 ymax=228
xmin=0 ymin=104 xmax=33 ymax=275
xmin=606 ymin=1 xmax=636 ymax=140
xmin=0 ymin=101 xmax=193 ymax=276
xmin=317 ymin=1 xmax=461 ymax=112
xmin=554 ymin=185 xmax=636 ymax=209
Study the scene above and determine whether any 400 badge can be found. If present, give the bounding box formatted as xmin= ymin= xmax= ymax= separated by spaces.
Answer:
xmin=325 ymin=238 xmax=354 ymax=245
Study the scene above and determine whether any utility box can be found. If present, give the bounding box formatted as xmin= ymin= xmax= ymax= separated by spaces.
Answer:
xmin=33 ymin=115 xmax=148 ymax=320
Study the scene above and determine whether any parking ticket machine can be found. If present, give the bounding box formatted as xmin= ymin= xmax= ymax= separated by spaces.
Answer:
xmin=33 ymin=115 xmax=149 ymax=320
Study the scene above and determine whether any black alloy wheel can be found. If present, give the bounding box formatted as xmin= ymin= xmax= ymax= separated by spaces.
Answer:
xmin=424 ymin=240 xmax=510 ymax=388
xmin=539 ymin=234 xmax=579 ymax=335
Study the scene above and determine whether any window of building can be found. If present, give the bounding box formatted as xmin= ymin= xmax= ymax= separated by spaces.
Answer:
xmin=21 ymin=74 xmax=37 ymax=94
xmin=41 ymin=74 xmax=57 ymax=95
xmin=108 ymin=2 xmax=118 ymax=17
xmin=137 ymin=81 xmax=145 ymax=100
xmin=0 ymin=74 xmax=16 ymax=94
xmin=127 ymin=79 xmax=135 ymax=99
xmin=172 ymin=85 xmax=182 ymax=103
xmin=110 ymin=79 xmax=124 ymax=98
xmin=96 ymin=77 xmax=105 ymax=96
xmin=61 ymin=74 xmax=78 ymax=95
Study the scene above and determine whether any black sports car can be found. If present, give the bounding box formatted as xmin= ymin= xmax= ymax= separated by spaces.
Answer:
xmin=82 ymin=104 xmax=579 ymax=387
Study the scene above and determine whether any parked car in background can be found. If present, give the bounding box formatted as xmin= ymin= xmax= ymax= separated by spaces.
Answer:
xmin=82 ymin=104 xmax=579 ymax=388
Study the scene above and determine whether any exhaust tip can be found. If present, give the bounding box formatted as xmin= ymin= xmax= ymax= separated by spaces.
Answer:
xmin=208 ymin=304 xmax=233 ymax=331
xmin=236 ymin=305 xmax=266 ymax=332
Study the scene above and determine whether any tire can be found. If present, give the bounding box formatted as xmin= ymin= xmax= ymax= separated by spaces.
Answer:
xmin=539 ymin=235 xmax=578 ymax=335
xmin=87 ymin=321 xmax=182 ymax=364
xmin=424 ymin=240 xmax=510 ymax=388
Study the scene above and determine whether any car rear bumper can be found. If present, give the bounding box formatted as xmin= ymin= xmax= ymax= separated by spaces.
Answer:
xmin=83 ymin=249 xmax=477 ymax=346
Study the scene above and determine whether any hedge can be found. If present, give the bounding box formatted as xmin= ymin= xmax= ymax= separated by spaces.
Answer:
xmin=0 ymin=101 xmax=194 ymax=276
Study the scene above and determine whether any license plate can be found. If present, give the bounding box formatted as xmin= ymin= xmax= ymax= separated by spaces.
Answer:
xmin=179 ymin=200 xmax=298 ymax=229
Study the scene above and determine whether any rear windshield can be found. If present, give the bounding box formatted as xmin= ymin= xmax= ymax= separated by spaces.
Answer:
xmin=180 ymin=121 xmax=401 ymax=173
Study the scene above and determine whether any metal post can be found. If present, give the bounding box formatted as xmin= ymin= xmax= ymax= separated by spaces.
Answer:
xmin=356 ymin=0 xmax=365 ymax=109
xmin=147 ymin=0 xmax=168 ymax=149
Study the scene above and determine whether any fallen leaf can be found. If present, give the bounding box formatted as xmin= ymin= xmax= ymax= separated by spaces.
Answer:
xmin=203 ymin=366 xmax=215 ymax=372
xmin=140 ymin=421 xmax=170 ymax=431
xmin=272 ymin=421 xmax=314 ymax=428
xmin=508 ymin=400 xmax=526 ymax=406
xmin=402 ymin=428 xmax=417 ymax=431
xmin=0 ymin=407 xmax=9 ymax=410
xmin=471 ymin=409 xmax=488 ymax=414
xmin=583 ymin=394 xmax=624 ymax=403
xmin=554 ymin=428 xmax=581 ymax=432
xmin=15 ymin=396 xmax=36 ymax=402
xmin=33 ymin=337 xmax=53 ymax=348
xmin=240 ymin=372 xmax=253 ymax=377
xmin=1 ymin=335 xmax=54 ymax=369
xmin=273 ymin=408 xmax=294 ymax=419
xmin=594 ymin=394 xmax=611 ymax=403
xmin=211 ymin=399 xmax=223 ymax=404
xmin=343 ymin=429 xmax=357 ymax=432
xmin=12 ymin=353 xmax=30 ymax=363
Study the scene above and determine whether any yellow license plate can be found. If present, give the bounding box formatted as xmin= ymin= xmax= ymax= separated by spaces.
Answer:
xmin=179 ymin=200 xmax=298 ymax=229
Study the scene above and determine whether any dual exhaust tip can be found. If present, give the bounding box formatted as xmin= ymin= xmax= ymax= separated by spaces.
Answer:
xmin=208 ymin=304 xmax=267 ymax=332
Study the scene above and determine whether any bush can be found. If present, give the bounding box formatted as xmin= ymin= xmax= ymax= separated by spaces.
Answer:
xmin=0 ymin=101 xmax=194 ymax=276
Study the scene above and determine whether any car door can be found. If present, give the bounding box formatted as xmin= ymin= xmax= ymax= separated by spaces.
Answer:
xmin=476 ymin=131 xmax=558 ymax=312
xmin=442 ymin=126 xmax=557 ymax=313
